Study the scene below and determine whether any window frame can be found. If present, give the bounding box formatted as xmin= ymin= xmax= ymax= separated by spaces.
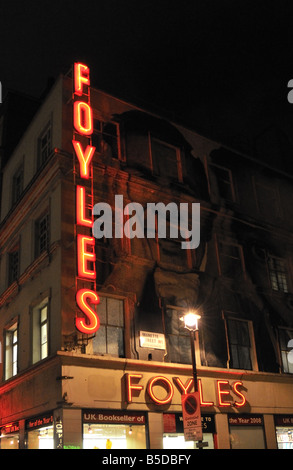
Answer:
xmin=216 ymin=237 xmax=246 ymax=279
xmin=164 ymin=305 xmax=201 ymax=366
xmin=4 ymin=319 xmax=18 ymax=380
xmin=31 ymin=297 xmax=50 ymax=365
xmin=148 ymin=134 xmax=183 ymax=183
xmin=267 ymin=254 xmax=289 ymax=294
xmin=11 ymin=162 xmax=24 ymax=206
xmin=223 ymin=312 xmax=258 ymax=371
xmin=35 ymin=210 xmax=50 ymax=258
xmin=90 ymin=294 xmax=126 ymax=358
xmin=92 ymin=117 xmax=122 ymax=161
xmin=37 ymin=121 xmax=52 ymax=169
xmin=252 ymin=175 xmax=282 ymax=220
xmin=209 ymin=162 xmax=236 ymax=202
xmin=277 ymin=326 xmax=293 ymax=374
xmin=8 ymin=244 xmax=20 ymax=286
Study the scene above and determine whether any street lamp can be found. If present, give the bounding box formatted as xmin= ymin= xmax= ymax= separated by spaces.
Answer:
xmin=180 ymin=310 xmax=204 ymax=448
xmin=180 ymin=311 xmax=201 ymax=392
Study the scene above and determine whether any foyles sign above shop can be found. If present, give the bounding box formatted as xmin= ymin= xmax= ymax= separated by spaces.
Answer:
xmin=72 ymin=63 xmax=201 ymax=335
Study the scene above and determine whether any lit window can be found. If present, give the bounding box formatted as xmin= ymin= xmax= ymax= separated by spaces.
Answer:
xmin=225 ymin=317 xmax=253 ymax=370
xmin=12 ymin=164 xmax=24 ymax=205
xmin=278 ymin=327 xmax=293 ymax=374
xmin=8 ymin=246 xmax=19 ymax=285
xmin=32 ymin=300 xmax=49 ymax=364
xmin=267 ymin=255 xmax=288 ymax=293
xmin=5 ymin=322 xmax=18 ymax=379
xmin=38 ymin=123 xmax=52 ymax=168
xmin=91 ymin=296 xmax=124 ymax=357
xmin=35 ymin=212 xmax=50 ymax=257
xmin=165 ymin=307 xmax=191 ymax=365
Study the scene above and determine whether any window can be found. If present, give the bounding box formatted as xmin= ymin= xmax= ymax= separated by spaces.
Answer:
xmin=278 ymin=327 xmax=293 ymax=374
xmin=267 ymin=255 xmax=288 ymax=293
xmin=91 ymin=296 xmax=124 ymax=357
xmin=224 ymin=317 xmax=253 ymax=370
xmin=150 ymin=136 xmax=183 ymax=182
xmin=12 ymin=164 xmax=24 ymax=205
xmin=35 ymin=212 xmax=50 ymax=257
xmin=5 ymin=321 xmax=18 ymax=379
xmin=38 ymin=122 xmax=52 ymax=168
xmin=92 ymin=119 xmax=120 ymax=160
xmin=210 ymin=163 xmax=235 ymax=202
xmin=217 ymin=241 xmax=245 ymax=278
xmin=8 ymin=246 xmax=19 ymax=285
xmin=32 ymin=299 xmax=49 ymax=364
xmin=165 ymin=307 xmax=191 ymax=364
xmin=254 ymin=178 xmax=281 ymax=220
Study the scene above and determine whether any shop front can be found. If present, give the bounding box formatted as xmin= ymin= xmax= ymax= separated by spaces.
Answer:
xmin=0 ymin=421 xmax=20 ymax=449
xmin=25 ymin=413 xmax=54 ymax=449
xmin=82 ymin=410 xmax=148 ymax=449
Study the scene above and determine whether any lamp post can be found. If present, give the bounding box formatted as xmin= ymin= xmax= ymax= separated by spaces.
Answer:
xmin=180 ymin=311 xmax=204 ymax=448
xmin=181 ymin=312 xmax=201 ymax=391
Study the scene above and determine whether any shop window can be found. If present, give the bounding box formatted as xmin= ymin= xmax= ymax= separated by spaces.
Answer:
xmin=224 ymin=316 xmax=254 ymax=370
xmin=4 ymin=321 xmax=18 ymax=380
xmin=91 ymin=296 xmax=125 ymax=357
xmin=37 ymin=122 xmax=52 ymax=169
xmin=165 ymin=307 xmax=191 ymax=365
xmin=25 ymin=415 xmax=54 ymax=449
xmin=267 ymin=255 xmax=288 ymax=293
xmin=217 ymin=240 xmax=245 ymax=279
xmin=150 ymin=136 xmax=183 ymax=182
xmin=0 ymin=422 xmax=20 ymax=449
xmin=83 ymin=411 xmax=147 ymax=449
xmin=278 ymin=327 xmax=293 ymax=374
xmin=92 ymin=119 xmax=121 ymax=160
xmin=32 ymin=299 xmax=49 ymax=364
xmin=163 ymin=413 xmax=215 ymax=450
xmin=275 ymin=416 xmax=293 ymax=449
xmin=209 ymin=163 xmax=235 ymax=202
xmin=12 ymin=163 xmax=24 ymax=205
xmin=35 ymin=211 xmax=50 ymax=257
xmin=229 ymin=415 xmax=266 ymax=449
xmin=8 ymin=245 xmax=19 ymax=285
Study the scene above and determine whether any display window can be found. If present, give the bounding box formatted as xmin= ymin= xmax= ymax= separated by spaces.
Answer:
xmin=274 ymin=415 xmax=293 ymax=449
xmin=83 ymin=410 xmax=147 ymax=449
xmin=228 ymin=414 xmax=266 ymax=449
xmin=0 ymin=422 xmax=20 ymax=449
xmin=163 ymin=413 xmax=216 ymax=449
xmin=25 ymin=413 xmax=54 ymax=449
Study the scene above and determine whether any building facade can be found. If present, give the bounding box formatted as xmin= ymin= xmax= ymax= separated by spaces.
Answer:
xmin=0 ymin=63 xmax=293 ymax=450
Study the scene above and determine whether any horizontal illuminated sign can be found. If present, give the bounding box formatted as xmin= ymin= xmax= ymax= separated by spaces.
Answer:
xmin=25 ymin=414 xmax=53 ymax=430
xmin=83 ymin=410 xmax=145 ymax=425
xmin=124 ymin=373 xmax=247 ymax=408
xmin=228 ymin=415 xmax=263 ymax=426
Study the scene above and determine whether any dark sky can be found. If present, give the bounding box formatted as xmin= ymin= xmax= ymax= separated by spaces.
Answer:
xmin=1 ymin=0 xmax=293 ymax=147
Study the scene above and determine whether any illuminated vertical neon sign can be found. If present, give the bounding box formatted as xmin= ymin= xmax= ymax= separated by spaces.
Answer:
xmin=72 ymin=62 xmax=100 ymax=334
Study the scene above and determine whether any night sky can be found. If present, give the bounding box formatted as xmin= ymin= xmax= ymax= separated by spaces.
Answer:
xmin=1 ymin=0 xmax=293 ymax=149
